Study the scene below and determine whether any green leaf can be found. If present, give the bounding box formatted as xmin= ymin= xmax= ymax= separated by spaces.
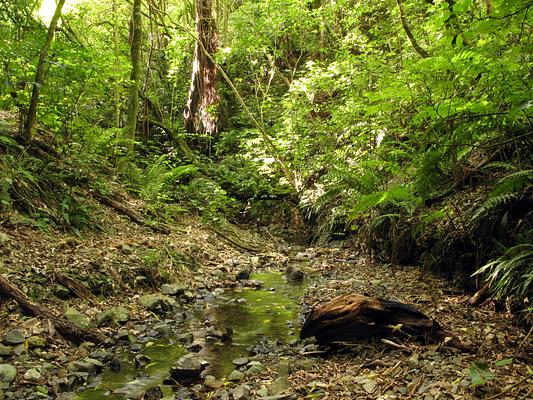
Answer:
xmin=469 ymin=361 xmax=494 ymax=387
xmin=495 ymin=358 xmax=513 ymax=367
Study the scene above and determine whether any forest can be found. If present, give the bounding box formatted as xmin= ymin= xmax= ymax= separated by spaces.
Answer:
xmin=0 ymin=0 xmax=531 ymax=399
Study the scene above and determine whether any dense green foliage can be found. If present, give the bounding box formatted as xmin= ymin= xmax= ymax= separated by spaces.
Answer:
xmin=0 ymin=0 xmax=531 ymax=305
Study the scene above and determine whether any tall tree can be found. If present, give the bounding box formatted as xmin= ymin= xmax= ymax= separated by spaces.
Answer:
xmin=22 ymin=0 xmax=66 ymax=144
xmin=183 ymin=0 xmax=219 ymax=135
xmin=125 ymin=0 xmax=143 ymax=152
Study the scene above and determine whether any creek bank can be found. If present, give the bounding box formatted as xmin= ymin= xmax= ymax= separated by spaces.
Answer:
xmin=0 ymin=213 xmax=531 ymax=399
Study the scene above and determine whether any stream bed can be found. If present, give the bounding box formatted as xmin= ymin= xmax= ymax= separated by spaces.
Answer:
xmin=76 ymin=270 xmax=307 ymax=399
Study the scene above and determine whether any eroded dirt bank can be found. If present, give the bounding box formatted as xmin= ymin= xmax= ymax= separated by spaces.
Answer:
xmin=0 ymin=209 xmax=531 ymax=400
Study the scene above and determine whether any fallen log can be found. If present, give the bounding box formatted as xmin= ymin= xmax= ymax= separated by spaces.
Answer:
xmin=0 ymin=275 xmax=104 ymax=344
xmin=300 ymin=294 xmax=444 ymax=344
xmin=91 ymin=191 xmax=170 ymax=234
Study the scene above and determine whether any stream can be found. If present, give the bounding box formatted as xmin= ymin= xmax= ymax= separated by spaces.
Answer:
xmin=76 ymin=271 xmax=307 ymax=399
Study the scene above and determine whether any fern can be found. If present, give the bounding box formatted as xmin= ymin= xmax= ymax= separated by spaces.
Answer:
xmin=490 ymin=169 xmax=533 ymax=197
xmin=473 ymin=244 xmax=533 ymax=299
xmin=350 ymin=185 xmax=421 ymax=219
xmin=471 ymin=193 xmax=517 ymax=221
xmin=472 ymin=169 xmax=532 ymax=220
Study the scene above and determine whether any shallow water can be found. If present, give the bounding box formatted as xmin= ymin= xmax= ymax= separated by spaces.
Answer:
xmin=76 ymin=270 xmax=306 ymax=399
xmin=200 ymin=271 xmax=307 ymax=376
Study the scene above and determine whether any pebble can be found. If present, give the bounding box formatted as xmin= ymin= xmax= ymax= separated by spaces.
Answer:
xmin=227 ymin=370 xmax=244 ymax=382
xmin=0 ymin=346 xmax=11 ymax=357
xmin=232 ymin=357 xmax=249 ymax=367
xmin=23 ymin=368 xmax=41 ymax=381
xmin=203 ymin=375 xmax=223 ymax=389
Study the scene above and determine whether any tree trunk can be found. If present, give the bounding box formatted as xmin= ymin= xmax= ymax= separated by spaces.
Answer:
xmin=21 ymin=0 xmax=66 ymax=144
xmin=113 ymin=0 xmax=122 ymax=129
xmin=125 ymin=0 xmax=143 ymax=153
xmin=183 ymin=0 xmax=219 ymax=135
xmin=395 ymin=0 xmax=430 ymax=58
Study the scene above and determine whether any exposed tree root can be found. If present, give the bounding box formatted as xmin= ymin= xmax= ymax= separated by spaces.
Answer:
xmin=0 ymin=275 xmax=104 ymax=344
xmin=208 ymin=226 xmax=261 ymax=253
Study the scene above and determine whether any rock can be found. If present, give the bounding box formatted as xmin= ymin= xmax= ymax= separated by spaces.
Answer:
xmin=134 ymin=354 xmax=151 ymax=368
xmin=139 ymin=294 xmax=172 ymax=313
xmin=53 ymin=284 xmax=71 ymax=299
xmin=27 ymin=336 xmax=46 ymax=349
xmin=23 ymin=368 xmax=41 ymax=381
xmin=170 ymin=354 xmax=209 ymax=380
xmin=96 ymin=306 xmax=130 ymax=326
xmin=0 ymin=364 xmax=16 ymax=383
xmin=235 ymin=269 xmax=251 ymax=281
xmin=117 ymin=330 xmax=129 ymax=340
xmin=0 ymin=346 xmax=11 ymax=357
xmin=186 ymin=340 xmax=203 ymax=352
xmin=215 ymin=389 xmax=230 ymax=400
xmin=64 ymin=308 xmax=90 ymax=330
xmin=227 ymin=370 xmax=244 ymax=381
xmin=250 ymin=257 xmax=260 ymax=267
xmin=67 ymin=360 xmax=96 ymax=374
xmin=231 ymin=385 xmax=250 ymax=400
xmin=84 ymin=358 xmax=104 ymax=369
xmin=285 ymin=266 xmax=304 ymax=282
xmin=177 ymin=333 xmax=194 ymax=344
xmin=232 ymin=357 xmax=249 ymax=367
xmin=268 ymin=377 xmax=290 ymax=395
xmin=153 ymin=322 xmax=171 ymax=334
xmin=119 ymin=244 xmax=133 ymax=255
xmin=245 ymin=361 xmax=265 ymax=376
xmin=109 ymin=357 xmax=121 ymax=372
xmin=57 ymin=393 xmax=76 ymax=400
xmin=207 ymin=325 xmax=233 ymax=342
xmin=2 ymin=329 xmax=25 ymax=345
xmin=204 ymin=375 xmax=223 ymax=389
xmin=260 ymin=395 xmax=295 ymax=400
xmin=161 ymin=284 xmax=186 ymax=296
xmin=88 ymin=351 xmax=113 ymax=362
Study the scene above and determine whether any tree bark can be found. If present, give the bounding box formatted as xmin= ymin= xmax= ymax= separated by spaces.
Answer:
xmin=395 ymin=0 xmax=430 ymax=58
xmin=21 ymin=0 xmax=66 ymax=144
xmin=125 ymin=0 xmax=143 ymax=153
xmin=113 ymin=0 xmax=122 ymax=129
xmin=183 ymin=0 xmax=219 ymax=135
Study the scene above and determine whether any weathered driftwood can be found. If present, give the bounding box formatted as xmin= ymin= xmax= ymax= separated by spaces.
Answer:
xmin=300 ymin=294 xmax=444 ymax=344
xmin=0 ymin=275 xmax=104 ymax=344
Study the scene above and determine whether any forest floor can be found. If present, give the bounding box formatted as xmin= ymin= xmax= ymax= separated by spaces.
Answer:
xmin=0 ymin=199 xmax=531 ymax=400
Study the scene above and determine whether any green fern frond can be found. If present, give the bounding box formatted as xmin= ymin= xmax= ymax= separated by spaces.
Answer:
xmin=350 ymin=186 xmax=421 ymax=219
xmin=481 ymin=162 xmax=517 ymax=171
xmin=471 ymin=193 xmax=517 ymax=221
xmin=490 ymin=169 xmax=533 ymax=197
xmin=473 ymin=244 xmax=533 ymax=299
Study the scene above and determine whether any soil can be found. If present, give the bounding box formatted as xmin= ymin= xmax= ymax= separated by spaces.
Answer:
xmin=0 ymin=199 xmax=531 ymax=400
